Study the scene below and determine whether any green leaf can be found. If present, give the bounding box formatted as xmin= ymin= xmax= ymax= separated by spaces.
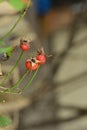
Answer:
xmin=0 ymin=116 xmax=12 ymax=127
xmin=0 ymin=46 xmax=13 ymax=53
xmin=9 ymin=0 xmax=26 ymax=11
xmin=6 ymin=50 xmax=13 ymax=57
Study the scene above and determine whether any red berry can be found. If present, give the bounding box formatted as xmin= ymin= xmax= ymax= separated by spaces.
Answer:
xmin=20 ymin=39 xmax=30 ymax=51
xmin=25 ymin=58 xmax=39 ymax=70
xmin=36 ymin=54 xmax=46 ymax=64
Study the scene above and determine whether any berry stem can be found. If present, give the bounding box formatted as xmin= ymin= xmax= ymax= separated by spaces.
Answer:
xmin=22 ymin=66 xmax=40 ymax=92
xmin=9 ymin=70 xmax=29 ymax=91
xmin=0 ymin=3 xmax=29 ymax=41
xmin=0 ymin=90 xmax=19 ymax=95
xmin=0 ymin=51 xmax=24 ymax=86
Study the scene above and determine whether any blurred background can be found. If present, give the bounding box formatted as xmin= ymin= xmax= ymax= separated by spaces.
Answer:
xmin=1 ymin=0 xmax=87 ymax=130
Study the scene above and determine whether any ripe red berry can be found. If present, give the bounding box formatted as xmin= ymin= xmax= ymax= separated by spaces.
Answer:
xmin=20 ymin=39 xmax=30 ymax=51
xmin=36 ymin=48 xmax=46 ymax=64
xmin=25 ymin=58 xmax=39 ymax=70
xmin=36 ymin=54 xmax=46 ymax=64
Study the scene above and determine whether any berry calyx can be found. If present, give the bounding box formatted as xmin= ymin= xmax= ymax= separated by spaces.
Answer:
xmin=20 ymin=39 xmax=30 ymax=51
xmin=25 ymin=58 xmax=39 ymax=70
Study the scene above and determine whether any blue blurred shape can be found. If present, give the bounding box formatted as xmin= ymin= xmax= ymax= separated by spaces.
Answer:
xmin=35 ymin=0 xmax=52 ymax=15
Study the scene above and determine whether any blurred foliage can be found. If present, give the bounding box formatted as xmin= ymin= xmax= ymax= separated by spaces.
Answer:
xmin=0 ymin=0 xmax=3 ymax=2
xmin=0 ymin=41 xmax=5 ymax=46
xmin=0 ymin=116 xmax=12 ymax=127
xmin=0 ymin=46 xmax=13 ymax=55
xmin=0 ymin=0 xmax=30 ymax=11
xmin=9 ymin=0 xmax=26 ymax=11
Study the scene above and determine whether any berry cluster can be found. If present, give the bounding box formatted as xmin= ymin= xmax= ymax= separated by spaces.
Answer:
xmin=20 ymin=39 xmax=46 ymax=71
